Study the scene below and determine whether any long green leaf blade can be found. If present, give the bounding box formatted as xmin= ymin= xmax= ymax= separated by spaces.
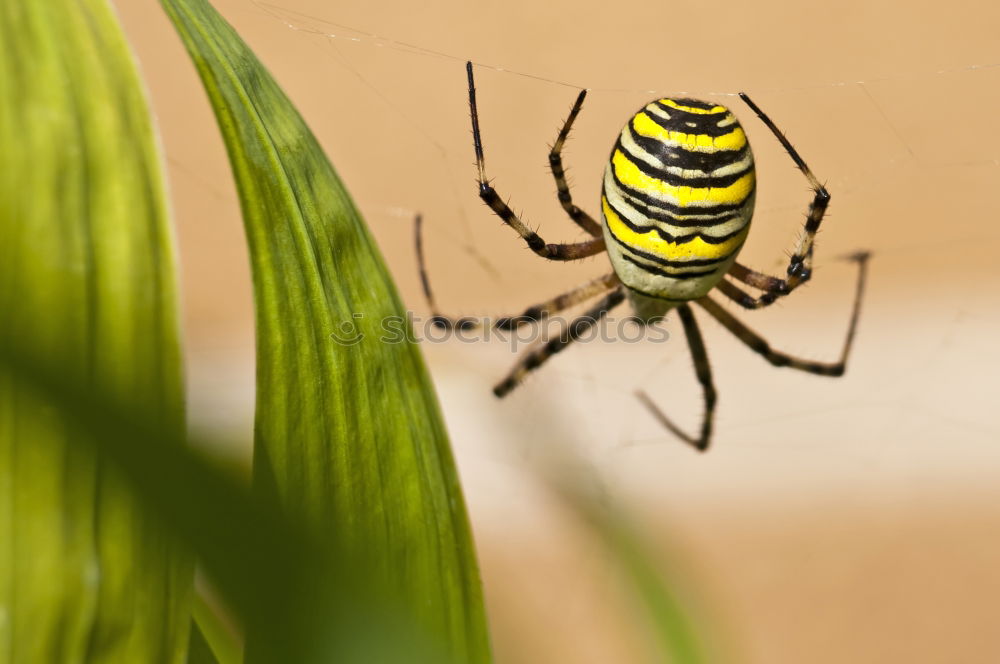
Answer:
xmin=159 ymin=1 xmax=491 ymax=661
xmin=554 ymin=474 xmax=711 ymax=664
xmin=0 ymin=334 xmax=452 ymax=663
xmin=0 ymin=0 xmax=192 ymax=661
xmin=190 ymin=593 xmax=241 ymax=664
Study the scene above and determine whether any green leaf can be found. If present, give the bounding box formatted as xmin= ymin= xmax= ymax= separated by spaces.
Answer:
xmin=188 ymin=621 xmax=222 ymax=664
xmin=0 ymin=0 xmax=192 ymax=661
xmin=0 ymin=337 xmax=435 ymax=664
xmin=190 ymin=592 xmax=241 ymax=664
xmin=0 ymin=209 xmax=464 ymax=658
xmin=159 ymin=0 xmax=491 ymax=662
xmin=553 ymin=473 xmax=710 ymax=664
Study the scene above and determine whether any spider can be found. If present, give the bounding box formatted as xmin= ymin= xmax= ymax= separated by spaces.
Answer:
xmin=416 ymin=61 xmax=870 ymax=451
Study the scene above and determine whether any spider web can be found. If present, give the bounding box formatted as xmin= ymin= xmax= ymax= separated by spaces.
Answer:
xmin=175 ymin=0 xmax=1000 ymax=494
xmin=145 ymin=5 xmax=1000 ymax=660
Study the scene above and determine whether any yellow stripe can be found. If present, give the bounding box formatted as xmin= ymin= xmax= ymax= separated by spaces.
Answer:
xmin=658 ymin=99 xmax=727 ymax=115
xmin=632 ymin=112 xmax=746 ymax=152
xmin=603 ymin=197 xmax=749 ymax=263
xmin=612 ymin=150 xmax=754 ymax=206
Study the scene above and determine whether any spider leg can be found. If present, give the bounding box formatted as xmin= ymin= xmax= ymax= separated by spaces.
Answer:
xmin=493 ymin=287 xmax=626 ymax=397
xmin=490 ymin=273 xmax=619 ymax=330
xmin=636 ymin=304 xmax=717 ymax=451
xmin=415 ymin=214 xmax=619 ymax=330
xmin=714 ymin=276 xmax=781 ymax=310
xmin=698 ymin=251 xmax=870 ymax=375
xmin=729 ymin=92 xmax=833 ymax=306
xmin=467 ymin=61 xmax=606 ymax=261
xmin=548 ymin=89 xmax=603 ymax=237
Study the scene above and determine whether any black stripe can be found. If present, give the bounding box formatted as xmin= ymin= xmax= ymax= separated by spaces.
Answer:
xmin=624 ymin=284 xmax=689 ymax=302
xmin=622 ymin=253 xmax=721 ymax=280
xmin=615 ymin=140 xmax=752 ymax=188
xmin=640 ymin=108 xmax=741 ymax=138
xmin=609 ymin=229 xmax=737 ymax=268
xmin=643 ymin=99 xmax=740 ymax=133
xmin=657 ymin=98 xmax=722 ymax=113
xmin=605 ymin=194 xmax=749 ymax=245
xmin=626 ymin=123 xmax=753 ymax=171
xmin=610 ymin=182 xmax=746 ymax=229
xmin=606 ymin=166 xmax=756 ymax=219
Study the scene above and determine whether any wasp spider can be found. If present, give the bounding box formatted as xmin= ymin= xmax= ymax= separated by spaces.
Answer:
xmin=417 ymin=62 xmax=870 ymax=451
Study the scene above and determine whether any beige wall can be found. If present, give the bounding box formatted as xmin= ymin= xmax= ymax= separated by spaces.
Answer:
xmin=117 ymin=1 xmax=1000 ymax=661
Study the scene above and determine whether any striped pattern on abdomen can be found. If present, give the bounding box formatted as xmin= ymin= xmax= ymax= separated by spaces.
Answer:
xmin=602 ymin=98 xmax=756 ymax=301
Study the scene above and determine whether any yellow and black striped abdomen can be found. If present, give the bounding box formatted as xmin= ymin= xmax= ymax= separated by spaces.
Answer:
xmin=602 ymin=98 xmax=756 ymax=304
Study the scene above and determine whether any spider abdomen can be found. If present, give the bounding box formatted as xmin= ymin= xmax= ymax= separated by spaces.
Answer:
xmin=601 ymin=98 xmax=756 ymax=303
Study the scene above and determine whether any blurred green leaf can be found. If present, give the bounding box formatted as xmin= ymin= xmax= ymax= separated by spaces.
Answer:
xmin=188 ymin=622 xmax=221 ymax=664
xmin=0 ymin=336 xmax=446 ymax=664
xmin=190 ymin=592 xmax=240 ymax=664
xmin=0 ymin=0 xmax=192 ymax=661
xmin=159 ymin=0 xmax=491 ymax=662
xmin=553 ymin=473 xmax=710 ymax=664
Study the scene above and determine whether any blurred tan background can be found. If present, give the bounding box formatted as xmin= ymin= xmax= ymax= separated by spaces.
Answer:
xmin=117 ymin=0 xmax=1000 ymax=661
